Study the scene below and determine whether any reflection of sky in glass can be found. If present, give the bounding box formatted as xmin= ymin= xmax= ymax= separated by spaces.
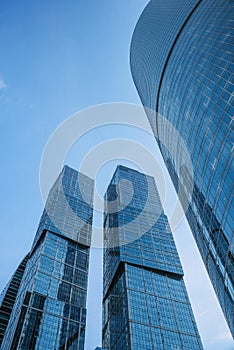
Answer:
xmin=103 ymin=166 xmax=203 ymax=349
xmin=0 ymin=1 xmax=232 ymax=349
xmin=1 ymin=168 xmax=93 ymax=350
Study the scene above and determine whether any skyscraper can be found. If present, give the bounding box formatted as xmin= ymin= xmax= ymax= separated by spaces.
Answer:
xmin=0 ymin=254 xmax=29 ymax=347
xmin=103 ymin=165 xmax=203 ymax=350
xmin=130 ymin=0 xmax=234 ymax=337
xmin=1 ymin=165 xmax=94 ymax=350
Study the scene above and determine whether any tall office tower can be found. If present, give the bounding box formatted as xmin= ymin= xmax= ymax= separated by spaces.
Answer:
xmin=0 ymin=254 xmax=29 ymax=346
xmin=130 ymin=0 xmax=234 ymax=336
xmin=1 ymin=165 xmax=94 ymax=350
xmin=103 ymin=165 xmax=203 ymax=350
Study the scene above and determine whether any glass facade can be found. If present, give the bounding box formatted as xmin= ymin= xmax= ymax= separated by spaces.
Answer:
xmin=1 ymin=166 xmax=94 ymax=350
xmin=130 ymin=0 xmax=234 ymax=337
xmin=103 ymin=165 xmax=203 ymax=350
xmin=0 ymin=254 xmax=29 ymax=347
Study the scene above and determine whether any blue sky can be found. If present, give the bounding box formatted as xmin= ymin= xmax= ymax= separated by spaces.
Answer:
xmin=0 ymin=1 xmax=233 ymax=349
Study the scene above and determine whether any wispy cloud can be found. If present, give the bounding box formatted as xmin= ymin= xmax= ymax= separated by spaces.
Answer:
xmin=0 ymin=79 xmax=7 ymax=89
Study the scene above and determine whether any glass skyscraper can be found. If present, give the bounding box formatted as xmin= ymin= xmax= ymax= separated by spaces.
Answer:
xmin=103 ymin=165 xmax=203 ymax=350
xmin=0 ymin=254 xmax=29 ymax=347
xmin=130 ymin=0 xmax=234 ymax=337
xmin=1 ymin=165 xmax=94 ymax=350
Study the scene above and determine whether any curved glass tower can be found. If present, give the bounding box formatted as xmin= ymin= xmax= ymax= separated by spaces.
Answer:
xmin=0 ymin=254 xmax=29 ymax=347
xmin=130 ymin=0 xmax=234 ymax=337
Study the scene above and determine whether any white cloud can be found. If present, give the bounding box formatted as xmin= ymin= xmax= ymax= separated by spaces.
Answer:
xmin=0 ymin=79 xmax=7 ymax=89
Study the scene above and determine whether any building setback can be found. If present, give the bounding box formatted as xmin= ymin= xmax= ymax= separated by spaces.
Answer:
xmin=130 ymin=0 xmax=234 ymax=337
xmin=1 ymin=165 xmax=94 ymax=350
xmin=103 ymin=165 xmax=203 ymax=350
